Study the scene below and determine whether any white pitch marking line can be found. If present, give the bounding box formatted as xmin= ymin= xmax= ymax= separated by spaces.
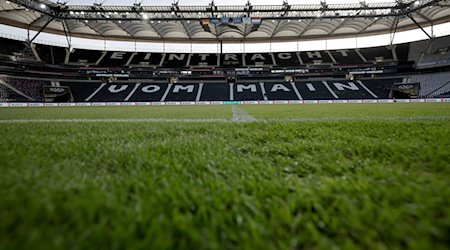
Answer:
xmin=0 ymin=118 xmax=230 ymax=123
xmin=0 ymin=116 xmax=448 ymax=124
xmin=232 ymin=106 xmax=257 ymax=122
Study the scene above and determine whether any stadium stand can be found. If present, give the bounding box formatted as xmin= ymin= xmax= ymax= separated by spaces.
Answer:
xmin=199 ymin=81 xmax=232 ymax=101
xmin=54 ymin=78 xmax=406 ymax=102
xmin=0 ymin=77 xmax=46 ymax=101
xmin=263 ymin=82 xmax=301 ymax=100
xmin=35 ymin=44 xmax=67 ymax=65
xmin=395 ymin=44 xmax=410 ymax=62
xmin=98 ymin=52 xmax=135 ymax=67
xmin=161 ymin=54 xmax=190 ymax=68
xmin=128 ymin=52 xmax=164 ymax=67
xmin=221 ymin=53 xmax=245 ymax=68
xmin=407 ymin=71 xmax=450 ymax=97
xmin=298 ymin=51 xmax=334 ymax=65
xmin=0 ymin=37 xmax=419 ymax=69
xmin=244 ymin=53 xmax=274 ymax=66
xmin=127 ymin=83 xmax=170 ymax=102
xmin=68 ymin=48 xmax=104 ymax=66
xmin=329 ymin=50 xmax=365 ymax=65
xmin=0 ymin=83 xmax=30 ymax=102
xmin=62 ymin=82 xmax=104 ymax=102
xmin=410 ymin=36 xmax=450 ymax=69
xmin=273 ymin=52 xmax=303 ymax=67
xmin=359 ymin=46 xmax=394 ymax=62
xmin=0 ymin=37 xmax=26 ymax=57
xmin=295 ymin=81 xmax=338 ymax=100
xmin=0 ymin=31 xmax=448 ymax=103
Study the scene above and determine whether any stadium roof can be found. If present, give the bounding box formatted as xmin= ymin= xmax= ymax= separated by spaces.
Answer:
xmin=0 ymin=0 xmax=448 ymax=42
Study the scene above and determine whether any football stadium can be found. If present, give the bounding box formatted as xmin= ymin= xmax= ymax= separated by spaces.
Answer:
xmin=0 ymin=0 xmax=449 ymax=248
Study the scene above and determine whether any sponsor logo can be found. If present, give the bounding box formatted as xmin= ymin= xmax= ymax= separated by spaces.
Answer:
xmin=49 ymin=87 xmax=66 ymax=93
xmin=398 ymin=85 xmax=414 ymax=90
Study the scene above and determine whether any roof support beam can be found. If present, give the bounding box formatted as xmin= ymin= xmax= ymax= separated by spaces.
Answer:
xmin=389 ymin=16 xmax=399 ymax=45
xmin=270 ymin=20 xmax=282 ymax=38
xmin=407 ymin=13 xmax=432 ymax=39
xmin=28 ymin=14 xmax=47 ymax=28
xmin=356 ymin=18 xmax=379 ymax=35
xmin=62 ymin=19 xmax=71 ymax=49
xmin=328 ymin=19 xmax=350 ymax=35
xmin=180 ymin=20 xmax=192 ymax=39
xmin=297 ymin=19 xmax=314 ymax=38
xmin=149 ymin=21 xmax=165 ymax=39
xmin=28 ymin=16 xmax=55 ymax=43
xmin=83 ymin=21 xmax=106 ymax=37
xmin=114 ymin=22 xmax=136 ymax=39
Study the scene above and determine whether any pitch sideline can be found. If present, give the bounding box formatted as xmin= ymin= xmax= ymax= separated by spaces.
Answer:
xmin=0 ymin=116 xmax=449 ymax=123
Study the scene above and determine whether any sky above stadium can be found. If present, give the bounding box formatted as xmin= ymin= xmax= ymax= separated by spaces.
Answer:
xmin=53 ymin=0 xmax=398 ymax=6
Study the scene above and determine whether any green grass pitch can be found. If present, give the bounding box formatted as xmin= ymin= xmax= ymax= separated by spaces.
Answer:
xmin=0 ymin=103 xmax=449 ymax=249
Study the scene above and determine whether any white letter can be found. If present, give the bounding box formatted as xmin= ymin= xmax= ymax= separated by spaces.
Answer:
xmin=199 ymin=54 xmax=209 ymax=60
xmin=334 ymin=82 xmax=359 ymax=91
xmin=168 ymin=54 xmax=185 ymax=61
xmin=237 ymin=84 xmax=257 ymax=92
xmin=111 ymin=52 xmax=125 ymax=59
xmin=278 ymin=53 xmax=292 ymax=59
xmin=224 ymin=54 xmax=238 ymax=61
xmin=143 ymin=53 xmax=151 ymax=60
xmin=336 ymin=50 xmax=349 ymax=57
xmin=271 ymin=84 xmax=290 ymax=92
xmin=108 ymin=85 xmax=128 ymax=93
xmin=306 ymin=51 xmax=322 ymax=59
xmin=173 ymin=85 xmax=194 ymax=93
xmin=141 ymin=85 xmax=161 ymax=93
xmin=250 ymin=54 xmax=265 ymax=61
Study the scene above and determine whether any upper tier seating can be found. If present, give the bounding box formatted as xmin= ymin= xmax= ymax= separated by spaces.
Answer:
xmin=0 ymin=38 xmax=26 ymax=56
xmin=410 ymin=36 xmax=450 ymax=69
xmin=0 ymin=36 xmax=413 ymax=68
xmin=359 ymin=46 xmax=394 ymax=62
xmin=35 ymin=44 xmax=67 ymax=64
xmin=68 ymin=48 xmax=104 ymax=65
